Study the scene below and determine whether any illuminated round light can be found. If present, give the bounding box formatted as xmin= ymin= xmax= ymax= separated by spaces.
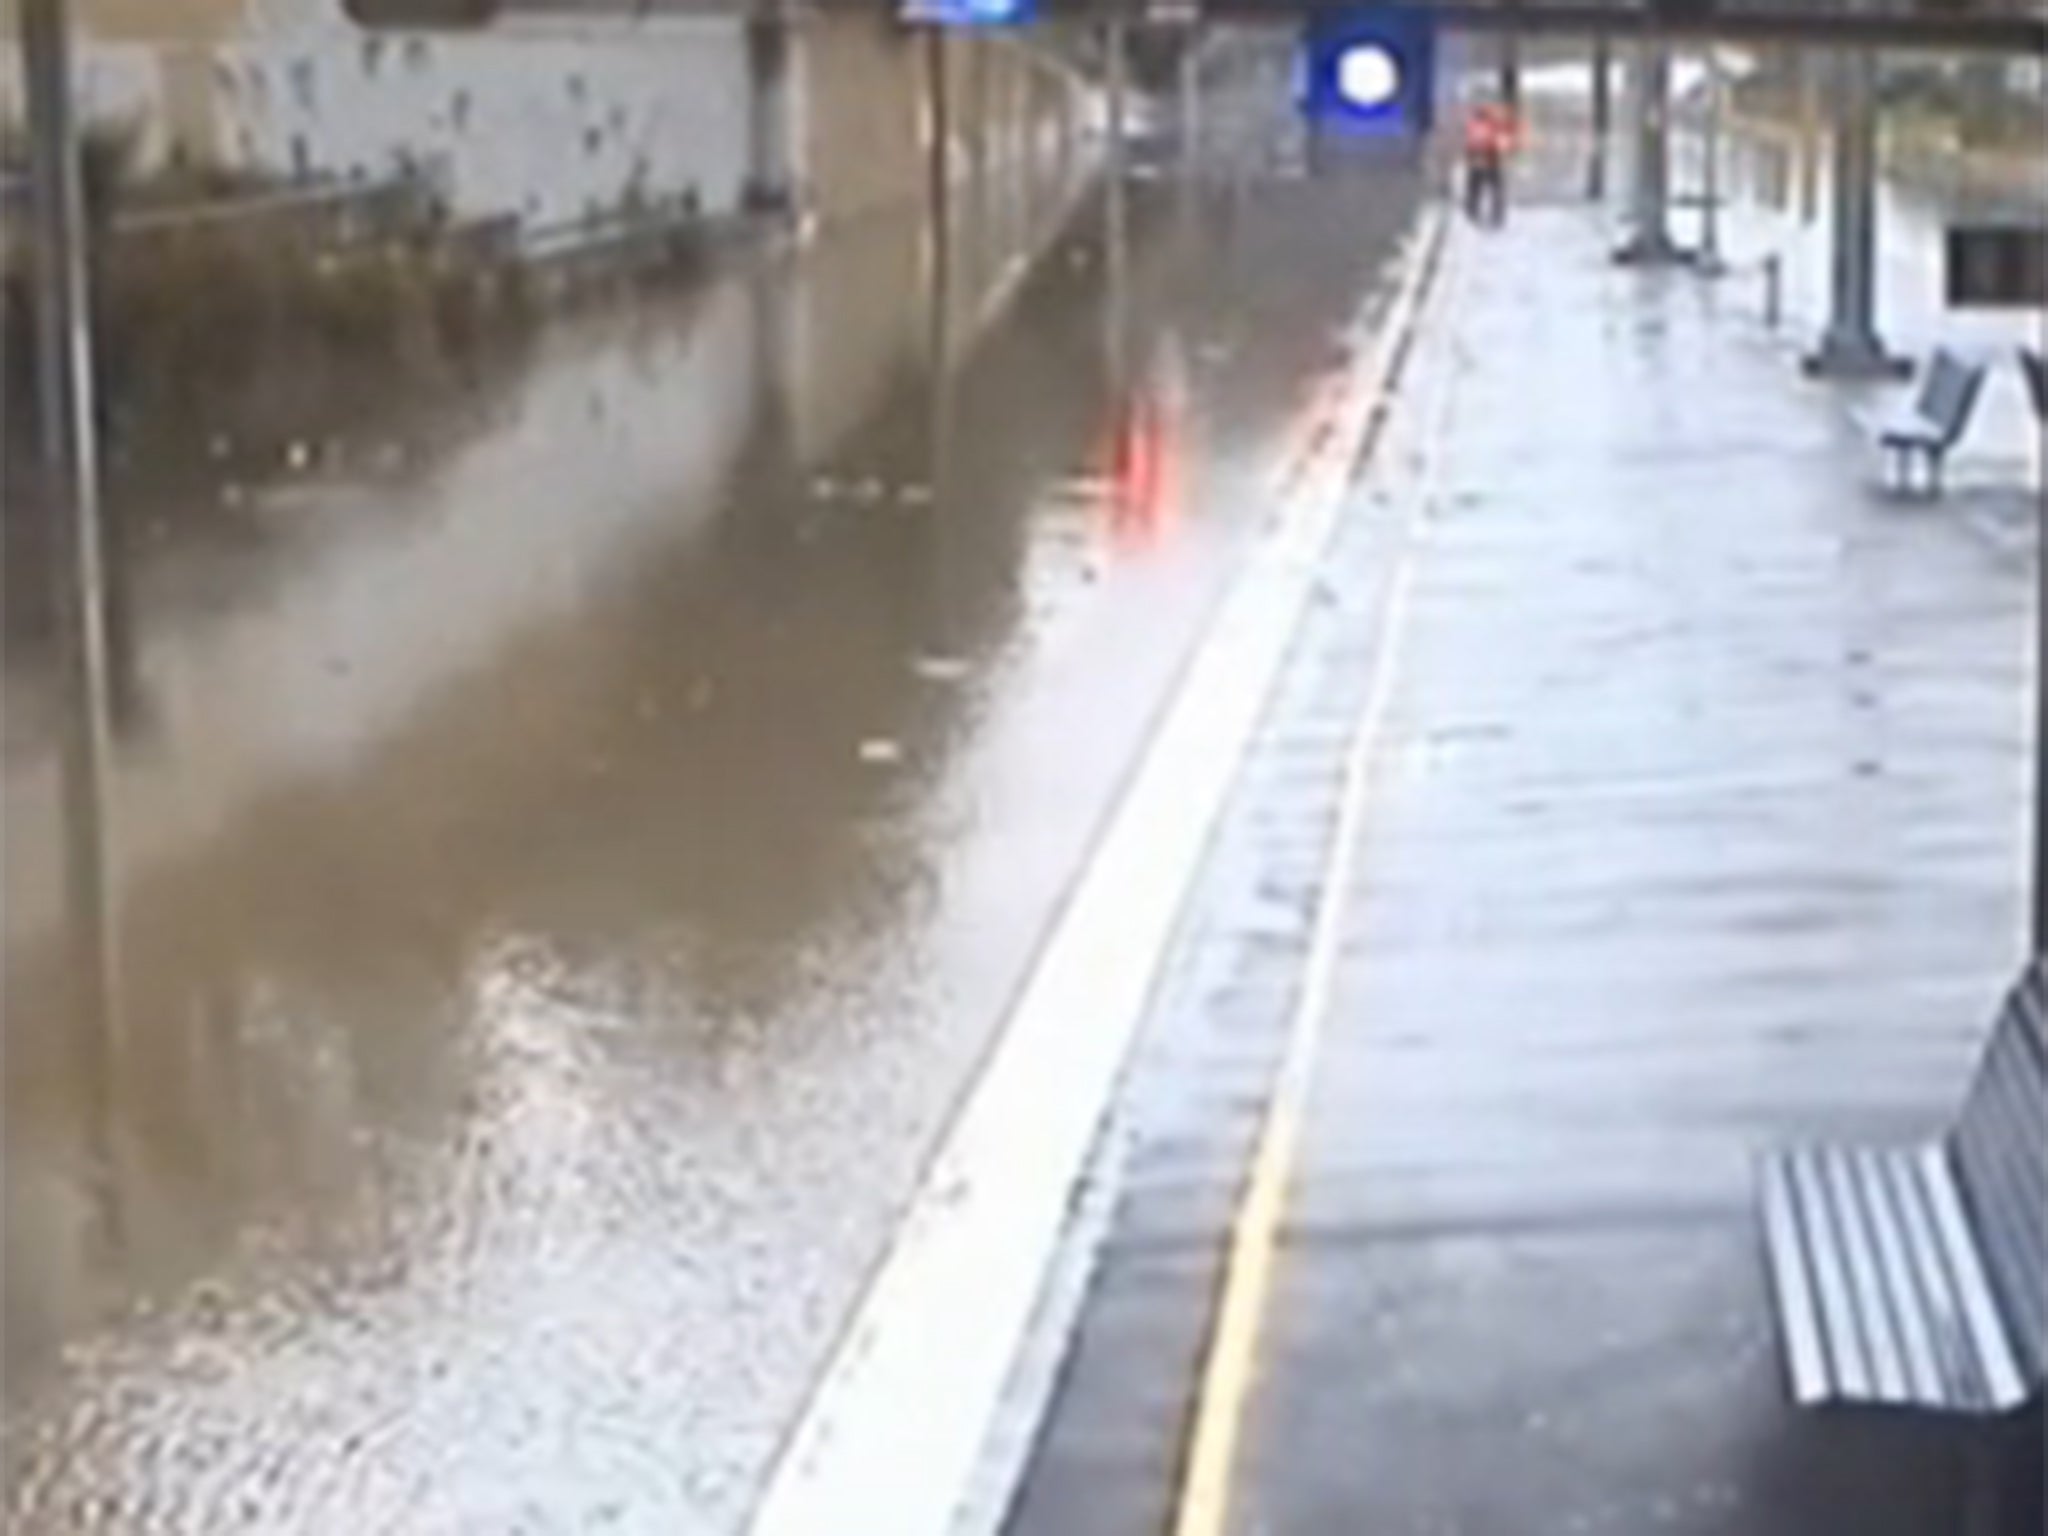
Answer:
xmin=1336 ymin=44 xmax=1402 ymax=110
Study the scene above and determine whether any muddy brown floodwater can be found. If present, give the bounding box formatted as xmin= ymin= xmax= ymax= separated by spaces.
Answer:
xmin=3 ymin=121 xmax=1424 ymax=1534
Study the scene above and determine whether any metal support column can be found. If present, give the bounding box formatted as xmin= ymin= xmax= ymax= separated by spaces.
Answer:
xmin=2034 ymin=73 xmax=2048 ymax=959
xmin=2037 ymin=366 xmax=2048 ymax=955
xmin=1697 ymin=48 xmax=1727 ymax=275
xmin=22 ymin=0 xmax=126 ymax=1125
xmin=925 ymin=25 xmax=951 ymax=288
xmin=920 ymin=85 xmax=959 ymax=671
xmin=1588 ymin=32 xmax=1611 ymax=201
xmin=1615 ymin=37 xmax=1681 ymax=264
xmin=1105 ymin=16 xmax=1127 ymax=185
xmin=968 ymin=32 xmax=988 ymax=183
xmin=744 ymin=8 xmax=793 ymax=212
xmin=1104 ymin=17 xmax=1130 ymax=423
xmin=1804 ymin=45 xmax=1905 ymax=377
xmin=1797 ymin=47 xmax=1821 ymax=224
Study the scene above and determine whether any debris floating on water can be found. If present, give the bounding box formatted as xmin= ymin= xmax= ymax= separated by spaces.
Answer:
xmin=911 ymin=655 xmax=970 ymax=683
xmin=858 ymin=738 xmax=904 ymax=765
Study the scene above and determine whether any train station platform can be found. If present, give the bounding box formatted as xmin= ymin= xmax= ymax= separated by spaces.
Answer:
xmin=999 ymin=205 xmax=2041 ymax=1536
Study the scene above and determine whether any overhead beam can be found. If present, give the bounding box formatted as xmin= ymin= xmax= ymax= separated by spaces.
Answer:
xmin=1030 ymin=1 xmax=2048 ymax=55
xmin=355 ymin=0 xmax=2048 ymax=53
xmin=1389 ymin=4 xmax=2046 ymax=53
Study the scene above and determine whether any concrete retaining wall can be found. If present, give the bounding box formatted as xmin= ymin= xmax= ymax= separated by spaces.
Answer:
xmin=1 ymin=1 xmax=752 ymax=238
xmin=789 ymin=17 xmax=1086 ymax=228
xmin=1 ymin=4 xmax=1092 ymax=247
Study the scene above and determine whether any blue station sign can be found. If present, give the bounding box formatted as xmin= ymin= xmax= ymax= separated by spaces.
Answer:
xmin=1298 ymin=9 xmax=1437 ymax=137
xmin=899 ymin=0 xmax=1037 ymax=25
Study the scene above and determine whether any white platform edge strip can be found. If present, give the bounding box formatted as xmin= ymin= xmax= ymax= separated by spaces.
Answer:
xmin=745 ymin=203 xmax=1450 ymax=1536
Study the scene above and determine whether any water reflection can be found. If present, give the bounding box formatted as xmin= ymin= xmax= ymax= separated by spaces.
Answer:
xmin=1101 ymin=337 xmax=1191 ymax=557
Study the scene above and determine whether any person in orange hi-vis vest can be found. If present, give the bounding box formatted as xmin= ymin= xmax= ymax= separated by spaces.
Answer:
xmin=1462 ymin=101 xmax=1514 ymax=226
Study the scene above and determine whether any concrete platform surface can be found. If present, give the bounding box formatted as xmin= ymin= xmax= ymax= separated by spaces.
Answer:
xmin=1005 ymin=206 xmax=2042 ymax=1536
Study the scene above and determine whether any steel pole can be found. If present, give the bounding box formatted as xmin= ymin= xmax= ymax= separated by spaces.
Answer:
xmin=1105 ymin=15 xmax=1129 ymax=407
xmin=1101 ymin=9 xmax=1133 ymax=533
xmin=1698 ymin=48 xmax=1725 ymax=273
xmin=744 ymin=8 xmax=792 ymax=210
xmin=1804 ymin=43 xmax=1904 ymax=377
xmin=1106 ymin=15 xmax=1127 ymax=185
xmin=1589 ymin=31 xmax=1611 ymax=200
xmin=2037 ymin=364 xmax=2047 ymax=956
xmin=1616 ymin=37 xmax=1681 ymax=263
xmin=926 ymin=25 xmax=951 ymax=298
xmin=2034 ymin=74 xmax=2048 ymax=959
xmin=22 ymin=0 xmax=124 ymax=1062
xmin=1797 ymin=46 xmax=1821 ymax=224
xmin=922 ymin=108 xmax=958 ymax=671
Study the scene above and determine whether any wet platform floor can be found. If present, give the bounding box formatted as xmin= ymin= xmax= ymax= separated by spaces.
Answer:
xmin=1004 ymin=205 xmax=2040 ymax=1536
